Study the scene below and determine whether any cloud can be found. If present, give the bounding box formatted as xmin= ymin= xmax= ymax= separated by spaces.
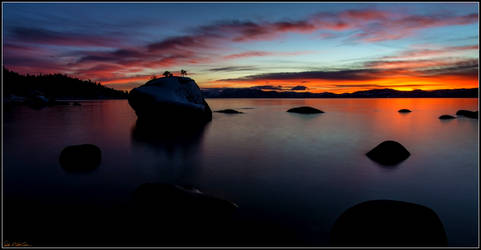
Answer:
xmin=384 ymin=44 xmax=478 ymax=60
xmin=333 ymin=84 xmax=430 ymax=88
xmin=219 ymin=69 xmax=380 ymax=82
xmin=291 ymin=85 xmax=308 ymax=90
xmin=4 ymin=7 xmax=477 ymax=89
xmin=223 ymin=50 xmax=310 ymax=60
xmin=217 ymin=58 xmax=478 ymax=84
xmin=249 ymin=85 xmax=283 ymax=90
xmin=9 ymin=27 xmax=121 ymax=47
xmin=223 ymin=51 xmax=274 ymax=59
xmin=208 ymin=66 xmax=258 ymax=72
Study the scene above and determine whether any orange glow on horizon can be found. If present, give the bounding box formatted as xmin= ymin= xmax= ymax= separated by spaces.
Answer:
xmin=208 ymin=74 xmax=478 ymax=94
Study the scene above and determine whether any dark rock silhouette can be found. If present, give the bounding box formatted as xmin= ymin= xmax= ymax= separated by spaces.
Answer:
xmin=398 ymin=109 xmax=412 ymax=113
xmin=287 ymin=106 xmax=324 ymax=114
xmin=330 ymin=200 xmax=448 ymax=246
xmin=366 ymin=140 xmax=410 ymax=166
xmin=128 ymin=183 xmax=239 ymax=245
xmin=456 ymin=110 xmax=478 ymax=119
xmin=439 ymin=115 xmax=456 ymax=120
xmin=214 ymin=109 xmax=244 ymax=114
xmin=59 ymin=144 xmax=101 ymax=172
xmin=128 ymin=76 xmax=212 ymax=124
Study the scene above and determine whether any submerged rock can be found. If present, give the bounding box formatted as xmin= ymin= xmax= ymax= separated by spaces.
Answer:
xmin=59 ymin=144 xmax=101 ymax=172
xmin=287 ymin=106 xmax=324 ymax=114
xmin=133 ymin=183 xmax=238 ymax=221
xmin=439 ymin=115 xmax=456 ymax=120
xmin=128 ymin=183 xmax=239 ymax=244
xmin=214 ymin=109 xmax=243 ymax=114
xmin=456 ymin=110 xmax=478 ymax=119
xmin=330 ymin=200 xmax=448 ymax=246
xmin=128 ymin=76 xmax=212 ymax=124
xmin=366 ymin=140 xmax=410 ymax=166
xmin=398 ymin=109 xmax=412 ymax=113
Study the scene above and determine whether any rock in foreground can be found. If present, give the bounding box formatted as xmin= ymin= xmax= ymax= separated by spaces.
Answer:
xmin=456 ymin=110 xmax=478 ymax=119
xmin=287 ymin=106 xmax=324 ymax=114
xmin=128 ymin=77 xmax=212 ymax=123
xmin=214 ymin=109 xmax=243 ymax=114
xmin=330 ymin=200 xmax=448 ymax=246
xmin=398 ymin=109 xmax=412 ymax=113
xmin=439 ymin=115 xmax=456 ymax=120
xmin=59 ymin=144 xmax=101 ymax=172
xmin=366 ymin=140 xmax=410 ymax=166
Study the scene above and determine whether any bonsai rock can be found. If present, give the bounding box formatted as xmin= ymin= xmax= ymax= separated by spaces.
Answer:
xmin=128 ymin=76 xmax=212 ymax=124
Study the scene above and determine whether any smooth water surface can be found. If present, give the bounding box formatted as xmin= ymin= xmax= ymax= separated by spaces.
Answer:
xmin=3 ymin=98 xmax=478 ymax=246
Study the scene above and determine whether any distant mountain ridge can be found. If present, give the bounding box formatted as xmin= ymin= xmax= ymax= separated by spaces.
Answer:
xmin=202 ymin=87 xmax=479 ymax=98
xmin=3 ymin=68 xmax=128 ymax=100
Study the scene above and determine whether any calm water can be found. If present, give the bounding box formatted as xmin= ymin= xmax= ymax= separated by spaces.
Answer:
xmin=3 ymin=98 xmax=479 ymax=246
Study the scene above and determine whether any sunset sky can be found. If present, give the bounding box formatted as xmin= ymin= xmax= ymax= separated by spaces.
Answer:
xmin=3 ymin=2 xmax=479 ymax=93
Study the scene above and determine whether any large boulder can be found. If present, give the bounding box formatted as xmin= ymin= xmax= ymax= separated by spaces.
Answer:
xmin=330 ymin=200 xmax=448 ymax=246
xmin=287 ymin=106 xmax=324 ymax=114
xmin=398 ymin=109 xmax=412 ymax=113
xmin=128 ymin=76 xmax=212 ymax=123
xmin=456 ymin=110 xmax=478 ymax=119
xmin=59 ymin=144 xmax=101 ymax=172
xmin=130 ymin=183 xmax=239 ymax=244
xmin=366 ymin=140 xmax=410 ymax=166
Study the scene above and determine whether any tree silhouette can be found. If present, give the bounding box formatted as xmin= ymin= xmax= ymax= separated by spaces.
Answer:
xmin=163 ymin=71 xmax=172 ymax=77
xmin=180 ymin=69 xmax=187 ymax=77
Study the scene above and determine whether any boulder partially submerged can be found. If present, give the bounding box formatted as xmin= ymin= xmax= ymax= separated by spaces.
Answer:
xmin=133 ymin=183 xmax=238 ymax=219
xmin=366 ymin=140 xmax=410 ymax=166
xmin=330 ymin=200 xmax=448 ymax=246
xmin=456 ymin=110 xmax=478 ymax=119
xmin=59 ymin=144 xmax=101 ymax=172
xmin=214 ymin=109 xmax=243 ymax=114
xmin=287 ymin=106 xmax=324 ymax=114
xmin=129 ymin=183 xmax=239 ymax=244
xmin=128 ymin=76 xmax=212 ymax=124
xmin=398 ymin=109 xmax=412 ymax=113
xmin=439 ymin=115 xmax=455 ymax=120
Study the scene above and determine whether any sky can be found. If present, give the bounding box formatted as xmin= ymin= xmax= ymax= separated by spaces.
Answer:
xmin=2 ymin=2 xmax=479 ymax=93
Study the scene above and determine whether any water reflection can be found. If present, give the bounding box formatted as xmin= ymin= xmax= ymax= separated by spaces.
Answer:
xmin=131 ymin=118 xmax=208 ymax=156
xmin=130 ymin=118 xmax=209 ymax=185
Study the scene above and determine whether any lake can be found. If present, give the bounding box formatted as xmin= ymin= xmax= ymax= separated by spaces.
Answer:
xmin=3 ymin=98 xmax=478 ymax=246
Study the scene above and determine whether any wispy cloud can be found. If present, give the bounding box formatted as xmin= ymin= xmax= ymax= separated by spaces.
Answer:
xmin=9 ymin=27 xmax=122 ymax=47
xmin=208 ymin=66 xmax=258 ymax=72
